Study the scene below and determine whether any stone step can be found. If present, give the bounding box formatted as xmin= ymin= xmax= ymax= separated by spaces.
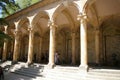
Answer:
xmin=20 ymin=67 xmax=43 ymax=73
xmin=11 ymin=69 xmax=45 ymax=78
xmin=10 ymin=65 xmax=45 ymax=78
xmin=45 ymin=72 xmax=120 ymax=80
xmin=88 ymin=71 xmax=120 ymax=77
xmin=44 ymin=68 xmax=120 ymax=80
xmin=90 ymin=69 xmax=120 ymax=73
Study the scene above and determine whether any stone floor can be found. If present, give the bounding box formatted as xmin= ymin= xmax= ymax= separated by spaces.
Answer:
xmin=0 ymin=61 xmax=38 ymax=80
xmin=1 ymin=61 xmax=120 ymax=80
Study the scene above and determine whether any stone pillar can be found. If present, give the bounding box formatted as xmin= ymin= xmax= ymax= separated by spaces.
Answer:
xmin=48 ymin=21 xmax=56 ymax=68
xmin=2 ymin=26 xmax=8 ymax=61
xmin=77 ymin=13 xmax=88 ymax=72
xmin=13 ymin=30 xmax=20 ymax=64
xmin=71 ymin=32 xmax=76 ymax=65
xmin=38 ymin=37 xmax=42 ymax=62
xmin=27 ymin=27 xmax=34 ymax=65
xmin=95 ymin=28 xmax=100 ymax=65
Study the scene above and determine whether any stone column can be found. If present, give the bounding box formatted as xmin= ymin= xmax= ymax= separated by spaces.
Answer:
xmin=13 ymin=30 xmax=20 ymax=64
xmin=71 ymin=32 xmax=76 ymax=65
xmin=38 ymin=37 xmax=42 ymax=62
xmin=95 ymin=28 xmax=100 ymax=65
xmin=27 ymin=27 xmax=34 ymax=65
xmin=48 ymin=21 xmax=56 ymax=68
xmin=77 ymin=13 xmax=88 ymax=72
xmin=2 ymin=26 xmax=8 ymax=61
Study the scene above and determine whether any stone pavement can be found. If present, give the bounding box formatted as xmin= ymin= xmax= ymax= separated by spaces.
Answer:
xmin=1 ymin=61 xmax=120 ymax=80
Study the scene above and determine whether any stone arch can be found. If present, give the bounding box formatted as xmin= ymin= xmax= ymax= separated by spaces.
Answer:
xmin=18 ymin=17 xmax=29 ymax=62
xmin=83 ymin=0 xmax=96 ymax=13
xmin=31 ymin=11 xmax=50 ymax=63
xmin=56 ymin=24 xmax=71 ymax=64
xmin=6 ymin=23 xmax=15 ymax=60
xmin=18 ymin=17 xmax=29 ymax=30
xmin=51 ymin=2 xmax=80 ymax=65
xmin=32 ymin=11 xmax=49 ymax=24
xmin=32 ymin=11 xmax=49 ymax=36
xmin=52 ymin=2 xmax=79 ymax=24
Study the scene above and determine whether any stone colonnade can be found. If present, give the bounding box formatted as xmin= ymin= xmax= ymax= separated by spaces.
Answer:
xmin=1 ymin=1 xmax=100 ymax=71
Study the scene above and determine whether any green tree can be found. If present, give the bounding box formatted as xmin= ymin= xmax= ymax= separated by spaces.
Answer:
xmin=0 ymin=0 xmax=20 ymax=17
xmin=0 ymin=0 xmax=14 ymax=47
xmin=0 ymin=0 xmax=40 ymax=47
xmin=0 ymin=0 xmax=40 ymax=18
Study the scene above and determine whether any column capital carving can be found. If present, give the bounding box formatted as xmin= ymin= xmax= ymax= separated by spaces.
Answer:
xmin=28 ymin=27 xmax=34 ymax=33
xmin=14 ymin=30 xmax=21 ymax=39
xmin=95 ymin=27 xmax=100 ymax=30
xmin=71 ymin=33 xmax=76 ymax=38
xmin=77 ymin=13 xmax=87 ymax=21
xmin=14 ymin=30 xmax=19 ymax=35
xmin=4 ymin=26 xmax=8 ymax=34
xmin=48 ymin=21 xmax=57 ymax=29
xmin=71 ymin=31 xmax=76 ymax=35
xmin=95 ymin=27 xmax=100 ymax=32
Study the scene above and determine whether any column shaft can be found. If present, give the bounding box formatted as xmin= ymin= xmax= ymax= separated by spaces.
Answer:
xmin=2 ymin=26 xmax=8 ymax=61
xmin=27 ymin=29 xmax=34 ymax=65
xmin=71 ymin=32 xmax=76 ymax=64
xmin=48 ymin=25 xmax=56 ymax=68
xmin=80 ymin=18 xmax=88 ymax=70
xmin=95 ymin=29 xmax=100 ymax=64
xmin=2 ymin=39 xmax=8 ymax=61
xmin=38 ymin=37 xmax=42 ymax=62
xmin=13 ymin=31 xmax=20 ymax=63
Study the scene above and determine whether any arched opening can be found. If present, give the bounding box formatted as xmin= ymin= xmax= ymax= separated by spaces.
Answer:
xmin=32 ymin=11 xmax=49 ymax=64
xmin=52 ymin=2 xmax=80 ymax=65
xmin=18 ymin=17 xmax=29 ymax=62
xmin=7 ymin=24 xmax=15 ymax=60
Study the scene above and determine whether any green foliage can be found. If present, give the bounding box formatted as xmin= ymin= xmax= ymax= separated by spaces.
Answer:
xmin=0 ymin=0 xmax=20 ymax=17
xmin=0 ymin=30 xmax=12 ymax=47
xmin=0 ymin=18 xmax=8 ymax=25
xmin=0 ymin=0 xmax=40 ymax=18
xmin=0 ymin=0 xmax=41 ymax=47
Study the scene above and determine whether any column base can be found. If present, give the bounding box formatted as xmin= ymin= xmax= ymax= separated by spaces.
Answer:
xmin=12 ymin=61 xmax=18 ymax=65
xmin=26 ymin=62 xmax=33 ymax=66
xmin=1 ymin=59 xmax=6 ymax=62
xmin=47 ymin=63 xmax=55 ymax=69
xmin=79 ymin=65 xmax=89 ymax=72
xmin=94 ymin=62 xmax=101 ymax=66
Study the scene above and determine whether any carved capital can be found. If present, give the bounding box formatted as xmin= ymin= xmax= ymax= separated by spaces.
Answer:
xmin=71 ymin=32 xmax=76 ymax=37
xmin=4 ymin=26 xmax=8 ymax=34
xmin=48 ymin=21 xmax=57 ymax=29
xmin=28 ymin=24 xmax=34 ymax=33
xmin=14 ymin=30 xmax=21 ymax=39
xmin=28 ymin=27 xmax=34 ymax=32
xmin=77 ymin=13 xmax=87 ymax=21
xmin=14 ymin=30 xmax=19 ymax=35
